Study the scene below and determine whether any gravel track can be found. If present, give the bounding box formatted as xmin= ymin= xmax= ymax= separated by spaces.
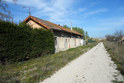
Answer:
xmin=41 ymin=42 xmax=124 ymax=83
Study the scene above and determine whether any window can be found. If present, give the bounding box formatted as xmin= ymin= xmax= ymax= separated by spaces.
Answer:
xmin=28 ymin=22 xmax=31 ymax=25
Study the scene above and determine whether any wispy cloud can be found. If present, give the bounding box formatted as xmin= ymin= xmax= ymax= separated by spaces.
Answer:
xmin=6 ymin=0 xmax=73 ymax=21
xmin=6 ymin=0 xmax=108 ymax=24
xmin=84 ymin=16 xmax=124 ymax=38
xmin=6 ymin=0 xmax=47 ymax=9
xmin=6 ymin=0 xmax=75 ymax=23
xmin=83 ymin=8 xmax=108 ymax=18
xmin=78 ymin=8 xmax=87 ymax=12
xmin=119 ymin=6 xmax=124 ymax=11
xmin=98 ymin=17 xmax=124 ymax=28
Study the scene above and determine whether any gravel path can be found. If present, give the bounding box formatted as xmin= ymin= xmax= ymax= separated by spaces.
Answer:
xmin=41 ymin=42 xmax=124 ymax=83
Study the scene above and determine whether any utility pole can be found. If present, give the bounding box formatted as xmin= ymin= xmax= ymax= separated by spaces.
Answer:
xmin=23 ymin=6 xmax=32 ymax=16
xmin=29 ymin=8 xmax=31 ymax=16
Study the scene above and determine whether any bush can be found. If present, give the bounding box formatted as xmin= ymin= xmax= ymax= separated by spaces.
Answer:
xmin=29 ymin=28 xmax=54 ymax=58
xmin=104 ymin=41 xmax=124 ymax=75
xmin=0 ymin=42 xmax=97 ymax=83
xmin=0 ymin=21 xmax=54 ymax=64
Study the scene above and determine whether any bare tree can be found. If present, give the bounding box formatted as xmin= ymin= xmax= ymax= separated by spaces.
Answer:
xmin=0 ymin=0 xmax=14 ymax=21
xmin=105 ymin=35 xmax=115 ymax=42
xmin=114 ymin=30 xmax=124 ymax=43
xmin=105 ymin=30 xmax=124 ymax=44
xmin=13 ymin=0 xmax=17 ymax=4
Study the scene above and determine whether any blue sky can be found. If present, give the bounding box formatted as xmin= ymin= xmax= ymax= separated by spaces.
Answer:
xmin=5 ymin=0 xmax=124 ymax=38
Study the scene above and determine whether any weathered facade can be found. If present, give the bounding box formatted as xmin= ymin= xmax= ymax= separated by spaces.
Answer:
xmin=122 ymin=37 xmax=124 ymax=44
xmin=119 ymin=36 xmax=124 ymax=45
xmin=24 ymin=16 xmax=85 ymax=53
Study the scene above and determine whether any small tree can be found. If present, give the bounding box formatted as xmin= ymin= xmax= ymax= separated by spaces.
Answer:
xmin=114 ymin=30 xmax=124 ymax=43
xmin=63 ymin=25 xmax=70 ymax=29
xmin=0 ymin=0 xmax=17 ymax=21
xmin=105 ymin=35 xmax=116 ymax=42
xmin=105 ymin=30 xmax=124 ymax=44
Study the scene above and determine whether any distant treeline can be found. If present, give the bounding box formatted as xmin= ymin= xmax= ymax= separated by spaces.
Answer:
xmin=0 ymin=21 xmax=54 ymax=64
xmin=63 ymin=25 xmax=89 ymax=39
xmin=105 ymin=30 xmax=124 ymax=44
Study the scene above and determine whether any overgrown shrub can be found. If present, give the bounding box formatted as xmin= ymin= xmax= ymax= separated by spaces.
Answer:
xmin=0 ymin=21 xmax=54 ymax=64
xmin=0 ymin=42 xmax=97 ymax=83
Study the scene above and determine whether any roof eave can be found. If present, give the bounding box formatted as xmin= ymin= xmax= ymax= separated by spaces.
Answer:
xmin=24 ymin=16 xmax=50 ymax=30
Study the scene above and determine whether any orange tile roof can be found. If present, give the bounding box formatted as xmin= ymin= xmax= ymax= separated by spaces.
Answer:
xmin=24 ymin=16 xmax=83 ymax=36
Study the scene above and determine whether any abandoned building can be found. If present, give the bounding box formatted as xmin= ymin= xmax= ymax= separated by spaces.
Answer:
xmin=119 ymin=36 xmax=124 ymax=44
xmin=24 ymin=16 xmax=85 ymax=53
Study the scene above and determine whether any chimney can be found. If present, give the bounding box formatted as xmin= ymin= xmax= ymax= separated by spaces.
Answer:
xmin=71 ymin=22 xmax=72 ymax=31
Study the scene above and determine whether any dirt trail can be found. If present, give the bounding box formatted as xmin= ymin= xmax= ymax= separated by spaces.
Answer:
xmin=41 ymin=42 xmax=124 ymax=83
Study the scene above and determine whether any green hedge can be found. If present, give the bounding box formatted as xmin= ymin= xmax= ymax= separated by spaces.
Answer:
xmin=0 ymin=21 xmax=54 ymax=64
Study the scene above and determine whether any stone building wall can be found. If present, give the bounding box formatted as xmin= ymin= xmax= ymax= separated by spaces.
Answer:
xmin=27 ymin=20 xmax=44 ymax=29
xmin=55 ymin=36 xmax=84 ymax=53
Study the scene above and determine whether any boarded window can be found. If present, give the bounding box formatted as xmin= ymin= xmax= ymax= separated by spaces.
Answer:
xmin=64 ymin=39 xmax=67 ymax=49
xmin=54 ymin=37 xmax=57 ymax=45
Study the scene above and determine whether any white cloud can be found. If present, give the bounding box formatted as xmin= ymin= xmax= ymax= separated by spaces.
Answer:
xmin=5 ymin=0 xmax=124 ymax=38
xmin=6 ymin=0 xmax=107 ymax=24
xmin=78 ymin=8 xmax=87 ymax=12
xmin=6 ymin=0 xmax=47 ymax=9
xmin=83 ymin=8 xmax=108 ymax=18
xmin=6 ymin=0 xmax=85 ymax=23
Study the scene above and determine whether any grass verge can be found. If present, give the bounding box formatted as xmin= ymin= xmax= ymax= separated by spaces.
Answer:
xmin=0 ymin=43 xmax=97 ymax=83
xmin=103 ymin=41 xmax=124 ymax=83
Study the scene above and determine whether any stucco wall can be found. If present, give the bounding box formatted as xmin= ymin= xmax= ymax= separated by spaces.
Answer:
xmin=55 ymin=37 xmax=84 ymax=53
xmin=27 ymin=20 xmax=44 ymax=29
xmin=26 ymin=20 xmax=85 ymax=53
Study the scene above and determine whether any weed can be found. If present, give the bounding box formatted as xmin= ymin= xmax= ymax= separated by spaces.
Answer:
xmin=0 ymin=43 xmax=97 ymax=83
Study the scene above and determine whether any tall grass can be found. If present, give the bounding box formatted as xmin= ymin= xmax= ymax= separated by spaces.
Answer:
xmin=0 ymin=43 xmax=97 ymax=83
xmin=104 ymin=41 xmax=124 ymax=75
